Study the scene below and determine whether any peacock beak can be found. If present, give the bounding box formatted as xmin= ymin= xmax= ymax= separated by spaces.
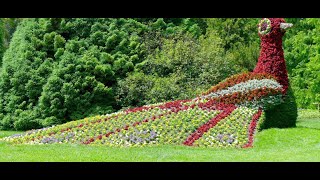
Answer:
xmin=280 ymin=23 xmax=293 ymax=30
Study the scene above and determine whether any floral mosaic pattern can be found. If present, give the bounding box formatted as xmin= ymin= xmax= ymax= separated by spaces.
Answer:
xmin=1 ymin=74 xmax=280 ymax=148
xmin=1 ymin=18 xmax=290 ymax=149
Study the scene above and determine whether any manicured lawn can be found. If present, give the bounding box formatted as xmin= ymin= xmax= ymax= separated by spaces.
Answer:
xmin=0 ymin=109 xmax=319 ymax=162
xmin=297 ymin=118 xmax=320 ymax=129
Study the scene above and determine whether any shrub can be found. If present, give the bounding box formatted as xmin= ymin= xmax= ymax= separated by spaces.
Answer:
xmin=260 ymin=86 xmax=298 ymax=129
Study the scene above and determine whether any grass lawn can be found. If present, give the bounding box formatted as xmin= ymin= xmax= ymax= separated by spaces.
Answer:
xmin=0 ymin=110 xmax=319 ymax=162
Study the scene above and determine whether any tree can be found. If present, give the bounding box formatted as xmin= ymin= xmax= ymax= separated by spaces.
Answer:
xmin=0 ymin=18 xmax=206 ymax=130
xmin=0 ymin=19 xmax=4 ymax=62
xmin=284 ymin=18 xmax=320 ymax=108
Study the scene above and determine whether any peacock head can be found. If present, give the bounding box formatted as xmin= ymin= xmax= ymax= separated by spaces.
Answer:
xmin=258 ymin=18 xmax=292 ymax=40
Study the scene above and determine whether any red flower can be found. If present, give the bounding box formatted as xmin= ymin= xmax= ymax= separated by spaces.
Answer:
xmin=242 ymin=108 xmax=263 ymax=148
xmin=97 ymin=135 xmax=102 ymax=140
xmin=184 ymin=104 xmax=236 ymax=146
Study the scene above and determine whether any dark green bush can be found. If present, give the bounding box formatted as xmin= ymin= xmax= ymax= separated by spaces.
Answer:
xmin=260 ymin=86 xmax=298 ymax=129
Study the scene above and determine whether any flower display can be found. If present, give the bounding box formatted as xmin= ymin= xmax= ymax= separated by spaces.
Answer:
xmin=242 ymin=108 xmax=263 ymax=148
xmin=184 ymin=104 xmax=236 ymax=146
xmin=258 ymin=18 xmax=272 ymax=35
xmin=193 ymin=74 xmax=284 ymax=110
xmin=193 ymin=107 xmax=264 ymax=148
xmin=1 ymin=72 xmax=282 ymax=148
xmin=0 ymin=18 xmax=292 ymax=149
xmin=92 ymin=107 xmax=220 ymax=147
xmin=254 ymin=18 xmax=289 ymax=94
xmin=1 ymin=92 xmax=269 ymax=148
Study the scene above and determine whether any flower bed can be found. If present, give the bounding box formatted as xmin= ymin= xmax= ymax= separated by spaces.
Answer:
xmin=194 ymin=73 xmax=284 ymax=109
xmin=193 ymin=107 xmax=264 ymax=148
xmin=1 ymin=72 xmax=281 ymax=148
xmin=92 ymin=107 xmax=220 ymax=147
xmin=0 ymin=18 xmax=293 ymax=148
xmin=202 ymin=72 xmax=277 ymax=96
xmin=3 ymin=69 xmax=283 ymax=147
xmin=1 ymin=95 xmax=266 ymax=148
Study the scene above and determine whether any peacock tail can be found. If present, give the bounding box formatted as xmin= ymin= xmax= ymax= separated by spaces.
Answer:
xmin=1 ymin=72 xmax=283 ymax=148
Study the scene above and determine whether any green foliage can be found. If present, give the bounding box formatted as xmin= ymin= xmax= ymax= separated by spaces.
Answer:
xmin=0 ymin=18 xmax=145 ymax=129
xmin=117 ymin=30 xmax=238 ymax=107
xmin=284 ymin=18 xmax=320 ymax=109
xmin=206 ymin=18 xmax=259 ymax=50
xmin=0 ymin=18 xmax=21 ymax=61
xmin=225 ymin=42 xmax=260 ymax=72
xmin=0 ymin=19 xmax=4 ymax=61
xmin=116 ymin=73 xmax=182 ymax=107
xmin=298 ymin=109 xmax=320 ymax=119
xmin=206 ymin=18 xmax=260 ymax=73
xmin=260 ymin=86 xmax=298 ymax=129
xmin=0 ymin=18 xmax=207 ymax=130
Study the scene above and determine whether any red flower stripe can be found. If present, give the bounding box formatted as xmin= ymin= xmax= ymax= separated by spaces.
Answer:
xmin=242 ymin=108 xmax=263 ymax=148
xmin=183 ymin=104 xmax=236 ymax=146
xmin=197 ymin=100 xmax=230 ymax=111
xmin=203 ymin=72 xmax=277 ymax=96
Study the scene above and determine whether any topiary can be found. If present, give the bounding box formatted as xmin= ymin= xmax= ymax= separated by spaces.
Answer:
xmin=260 ymin=85 xmax=297 ymax=129
xmin=253 ymin=18 xmax=297 ymax=129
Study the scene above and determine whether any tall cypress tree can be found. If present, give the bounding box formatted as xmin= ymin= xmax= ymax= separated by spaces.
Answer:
xmin=0 ymin=18 xmax=4 ymax=62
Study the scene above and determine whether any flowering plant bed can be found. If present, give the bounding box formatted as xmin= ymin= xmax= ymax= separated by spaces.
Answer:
xmin=1 ymin=74 xmax=282 ymax=148
xmin=1 ymin=18 xmax=294 ymax=148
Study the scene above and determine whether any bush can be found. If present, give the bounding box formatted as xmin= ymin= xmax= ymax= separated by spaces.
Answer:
xmin=260 ymin=86 xmax=298 ymax=129
xmin=13 ymin=110 xmax=42 ymax=131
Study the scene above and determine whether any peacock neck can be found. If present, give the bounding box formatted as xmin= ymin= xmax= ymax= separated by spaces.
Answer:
xmin=253 ymin=36 xmax=289 ymax=94
xmin=258 ymin=40 xmax=285 ymax=65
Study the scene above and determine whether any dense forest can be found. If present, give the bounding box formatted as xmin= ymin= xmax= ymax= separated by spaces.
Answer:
xmin=0 ymin=18 xmax=318 ymax=130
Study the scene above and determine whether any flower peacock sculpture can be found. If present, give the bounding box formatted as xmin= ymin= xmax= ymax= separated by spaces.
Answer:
xmin=1 ymin=18 xmax=297 ymax=148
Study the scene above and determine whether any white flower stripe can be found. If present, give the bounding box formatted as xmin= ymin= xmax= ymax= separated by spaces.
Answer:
xmin=199 ymin=78 xmax=282 ymax=100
